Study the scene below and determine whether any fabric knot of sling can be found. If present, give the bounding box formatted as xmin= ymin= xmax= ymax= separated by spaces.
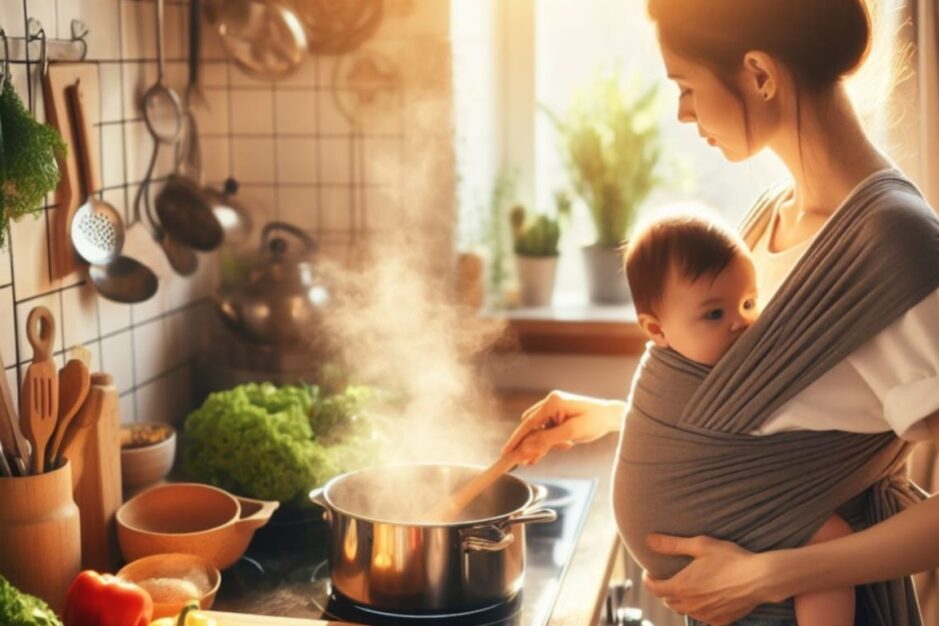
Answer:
xmin=613 ymin=173 xmax=939 ymax=624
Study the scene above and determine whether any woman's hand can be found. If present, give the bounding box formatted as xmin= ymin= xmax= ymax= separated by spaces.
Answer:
xmin=501 ymin=390 xmax=624 ymax=466
xmin=642 ymin=533 xmax=779 ymax=625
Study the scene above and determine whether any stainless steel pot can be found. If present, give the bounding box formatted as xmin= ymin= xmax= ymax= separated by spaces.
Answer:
xmin=215 ymin=222 xmax=329 ymax=344
xmin=309 ymin=464 xmax=557 ymax=612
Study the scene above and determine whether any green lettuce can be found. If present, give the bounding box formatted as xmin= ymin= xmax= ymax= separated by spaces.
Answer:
xmin=183 ymin=382 xmax=379 ymax=503
xmin=0 ymin=574 xmax=61 ymax=626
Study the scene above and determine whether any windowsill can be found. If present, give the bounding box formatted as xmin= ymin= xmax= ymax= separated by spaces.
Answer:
xmin=482 ymin=301 xmax=647 ymax=356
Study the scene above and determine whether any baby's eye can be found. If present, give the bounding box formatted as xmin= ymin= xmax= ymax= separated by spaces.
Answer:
xmin=743 ymin=299 xmax=756 ymax=310
xmin=704 ymin=309 xmax=724 ymax=321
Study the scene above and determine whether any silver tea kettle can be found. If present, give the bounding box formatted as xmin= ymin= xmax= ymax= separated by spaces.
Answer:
xmin=215 ymin=222 xmax=329 ymax=344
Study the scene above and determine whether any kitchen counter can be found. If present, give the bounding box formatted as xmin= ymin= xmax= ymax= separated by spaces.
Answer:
xmin=204 ymin=390 xmax=622 ymax=625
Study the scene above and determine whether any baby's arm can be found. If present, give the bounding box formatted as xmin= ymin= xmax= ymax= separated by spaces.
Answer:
xmin=794 ymin=515 xmax=855 ymax=626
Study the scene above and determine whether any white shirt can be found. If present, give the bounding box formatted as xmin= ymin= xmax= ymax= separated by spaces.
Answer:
xmin=750 ymin=175 xmax=939 ymax=441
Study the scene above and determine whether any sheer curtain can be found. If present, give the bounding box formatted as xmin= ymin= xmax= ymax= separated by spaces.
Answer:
xmin=908 ymin=2 xmax=939 ymax=623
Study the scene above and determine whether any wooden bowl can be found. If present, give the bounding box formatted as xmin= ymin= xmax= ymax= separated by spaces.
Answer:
xmin=117 ymin=553 xmax=221 ymax=619
xmin=116 ymin=483 xmax=279 ymax=569
xmin=120 ymin=422 xmax=176 ymax=491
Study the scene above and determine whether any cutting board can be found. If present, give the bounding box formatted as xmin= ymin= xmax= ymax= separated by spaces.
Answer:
xmin=42 ymin=63 xmax=101 ymax=280
xmin=201 ymin=612 xmax=361 ymax=625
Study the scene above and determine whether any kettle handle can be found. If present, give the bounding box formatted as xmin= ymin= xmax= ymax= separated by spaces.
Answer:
xmin=261 ymin=222 xmax=317 ymax=255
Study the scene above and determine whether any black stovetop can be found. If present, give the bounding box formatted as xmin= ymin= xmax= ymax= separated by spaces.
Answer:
xmin=213 ymin=478 xmax=596 ymax=625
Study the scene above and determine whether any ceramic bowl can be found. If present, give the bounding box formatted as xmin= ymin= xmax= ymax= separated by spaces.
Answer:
xmin=117 ymin=552 xmax=221 ymax=619
xmin=120 ymin=422 xmax=176 ymax=491
xmin=116 ymin=483 xmax=279 ymax=569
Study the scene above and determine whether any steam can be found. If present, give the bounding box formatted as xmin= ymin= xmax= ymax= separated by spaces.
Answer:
xmin=315 ymin=66 xmax=509 ymax=469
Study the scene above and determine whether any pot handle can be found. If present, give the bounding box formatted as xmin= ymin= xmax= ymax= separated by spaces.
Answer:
xmin=309 ymin=487 xmax=332 ymax=524
xmin=531 ymin=483 xmax=548 ymax=507
xmin=505 ymin=508 xmax=557 ymax=527
xmin=234 ymin=496 xmax=280 ymax=531
xmin=462 ymin=525 xmax=515 ymax=553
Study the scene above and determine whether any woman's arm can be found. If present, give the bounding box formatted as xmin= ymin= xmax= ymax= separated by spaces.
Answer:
xmin=643 ymin=411 xmax=939 ymax=625
xmin=500 ymin=390 xmax=625 ymax=465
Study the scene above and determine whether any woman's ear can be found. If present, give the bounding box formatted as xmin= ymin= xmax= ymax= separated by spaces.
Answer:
xmin=638 ymin=313 xmax=669 ymax=348
xmin=742 ymin=51 xmax=779 ymax=102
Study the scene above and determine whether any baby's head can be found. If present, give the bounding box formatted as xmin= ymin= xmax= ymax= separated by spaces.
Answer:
xmin=625 ymin=208 xmax=758 ymax=366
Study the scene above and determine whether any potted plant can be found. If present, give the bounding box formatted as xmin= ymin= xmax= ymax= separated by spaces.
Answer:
xmin=510 ymin=191 xmax=571 ymax=307
xmin=545 ymin=71 xmax=663 ymax=304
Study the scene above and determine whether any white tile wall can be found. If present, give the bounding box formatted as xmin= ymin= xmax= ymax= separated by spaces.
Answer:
xmin=0 ymin=0 xmax=219 ymax=425
xmin=1 ymin=0 xmax=455 ymax=425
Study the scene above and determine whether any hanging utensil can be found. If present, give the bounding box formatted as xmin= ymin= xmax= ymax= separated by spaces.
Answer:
xmin=136 ymin=128 xmax=199 ymax=276
xmin=67 ymin=79 xmax=125 ymax=266
xmin=285 ymin=0 xmax=383 ymax=54
xmin=19 ymin=307 xmax=58 ymax=475
xmin=143 ymin=0 xmax=182 ymax=145
xmin=152 ymin=0 xmax=222 ymax=255
xmin=68 ymin=82 xmax=159 ymax=303
xmin=45 ymin=359 xmax=90 ymax=471
xmin=205 ymin=0 xmax=308 ymax=80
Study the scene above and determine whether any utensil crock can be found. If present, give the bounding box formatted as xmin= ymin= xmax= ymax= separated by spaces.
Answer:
xmin=0 ymin=460 xmax=81 ymax=612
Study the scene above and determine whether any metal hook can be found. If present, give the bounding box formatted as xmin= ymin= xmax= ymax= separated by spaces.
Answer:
xmin=27 ymin=18 xmax=46 ymax=115
xmin=0 ymin=28 xmax=9 ymax=95
xmin=70 ymin=19 xmax=89 ymax=61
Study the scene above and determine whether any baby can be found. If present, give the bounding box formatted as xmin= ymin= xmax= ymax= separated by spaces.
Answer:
xmin=624 ymin=209 xmax=855 ymax=626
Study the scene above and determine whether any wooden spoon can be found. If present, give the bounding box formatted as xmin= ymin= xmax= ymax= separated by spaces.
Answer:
xmin=19 ymin=307 xmax=58 ymax=475
xmin=58 ymin=373 xmax=112 ymax=464
xmin=428 ymin=450 xmax=521 ymax=523
xmin=45 ymin=359 xmax=91 ymax=470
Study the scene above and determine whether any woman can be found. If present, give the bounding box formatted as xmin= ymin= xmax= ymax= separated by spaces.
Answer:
xmin=503 ymin=1 xmax=939 ymax=625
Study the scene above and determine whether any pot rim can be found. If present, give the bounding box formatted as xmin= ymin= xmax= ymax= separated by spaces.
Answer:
xmin=310 ymin=462 xmax=540 ymax=528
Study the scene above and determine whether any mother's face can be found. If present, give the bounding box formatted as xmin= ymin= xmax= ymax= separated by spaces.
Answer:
xmin=660 ymin=47 xmax=777 ymax=162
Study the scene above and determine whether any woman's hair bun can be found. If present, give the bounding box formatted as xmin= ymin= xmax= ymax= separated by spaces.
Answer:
xmin=648 ymin=0 xmax=872 ymax=89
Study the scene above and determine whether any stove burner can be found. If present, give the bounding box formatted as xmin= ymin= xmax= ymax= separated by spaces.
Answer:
xmin=310 ymin=560 xmax=524 ymax=625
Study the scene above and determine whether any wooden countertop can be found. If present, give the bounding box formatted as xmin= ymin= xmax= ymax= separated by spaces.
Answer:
xmin=499 ymin=391 xmax=622 ymax=626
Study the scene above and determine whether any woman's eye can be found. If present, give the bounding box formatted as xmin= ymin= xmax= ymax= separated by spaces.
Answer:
xmin=705 ymin=309 xmax=724 ymax=321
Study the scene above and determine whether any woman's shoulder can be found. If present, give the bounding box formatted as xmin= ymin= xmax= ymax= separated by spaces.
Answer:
xmin=854 ymin=172 xmax=939 ymax=251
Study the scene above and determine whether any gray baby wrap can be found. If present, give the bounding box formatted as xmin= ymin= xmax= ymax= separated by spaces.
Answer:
xmin=613 ymin=172 xmax=939 ymax=624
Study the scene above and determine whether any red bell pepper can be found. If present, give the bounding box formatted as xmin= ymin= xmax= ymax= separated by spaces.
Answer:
xmin=63 ymin=570 xmax=153 ymax=626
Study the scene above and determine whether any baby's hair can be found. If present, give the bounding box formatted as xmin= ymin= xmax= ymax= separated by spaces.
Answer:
xmin=624 ymin=206 xmax=749 ymax=316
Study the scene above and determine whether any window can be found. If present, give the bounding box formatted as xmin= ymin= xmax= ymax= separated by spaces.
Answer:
xmin=453 ymin=0 xmax=912 ymax=306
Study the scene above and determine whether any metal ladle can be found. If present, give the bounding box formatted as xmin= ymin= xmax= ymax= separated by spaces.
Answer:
xmin=69 ymin=81 xmax=158 ymax=303
xmin=140 ymin=0 xmax=199 ymax=275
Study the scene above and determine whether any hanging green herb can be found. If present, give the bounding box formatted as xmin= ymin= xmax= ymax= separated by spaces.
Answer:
xmin=0 ymin=73 xmax=67 ymax=247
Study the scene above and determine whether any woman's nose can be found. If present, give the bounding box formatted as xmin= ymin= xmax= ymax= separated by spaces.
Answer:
xmin=677 ymin=101 xmax=695 ymax=124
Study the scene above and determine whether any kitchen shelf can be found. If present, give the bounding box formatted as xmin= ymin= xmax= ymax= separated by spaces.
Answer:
xmin=484 ymin=303 xmax=647 ymax=356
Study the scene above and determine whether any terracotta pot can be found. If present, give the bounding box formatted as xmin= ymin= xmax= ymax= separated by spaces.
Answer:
xmin=116 ymin=483 xmax=279 ymax=569
xmin=117 ymin=552 xmax=221 ymax=619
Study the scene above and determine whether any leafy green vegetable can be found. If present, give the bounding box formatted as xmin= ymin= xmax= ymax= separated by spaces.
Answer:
xmin=184 ymin=382 xmax=380 ymax=503
xmin=0 ymin=76 xmax=67 ymax=248
xmin=0 ymin=574 xmax=62 ymax=626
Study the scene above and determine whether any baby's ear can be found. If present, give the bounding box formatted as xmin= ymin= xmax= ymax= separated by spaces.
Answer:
xmin=637 ymin=313 xmax=668 ymax=348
